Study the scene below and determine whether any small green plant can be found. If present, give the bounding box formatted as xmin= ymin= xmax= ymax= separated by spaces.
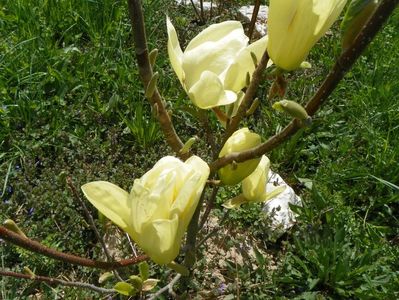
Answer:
xmin=276 ymin=186 xmax=399 ymax=299
xmin=120 ymin=100 xmax=162 ymax=149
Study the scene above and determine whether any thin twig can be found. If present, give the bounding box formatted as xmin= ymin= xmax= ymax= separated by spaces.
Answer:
xmin=183 ymin=189 xmax=207 ymax=269
xmin=0 ymin=269 xmax=115 ymax=294
xmin=198 ymin=110 xmax=217 ymax=159
xmin=147 ymin=274 xmax=181 ymax=300
xmin=222 ymin=50 xmax=270 ymax=146
xmin=248 ymin=0 xmax=261 ymax=41
xmin=125 ymin=232 xmax=138 ymax=257
xmin=199 ymin=0 xmax=205 ymax=24
xmin=67 ymin=177 xmax=123 ymax=281
xmin=127 ymin=0 xmax=186 ymax=158
xmin=210 ymin=0 xmax=398 ymax=173
xmin=189 ymin=0 xmax=202 ymax=22
xmin=0 ymin=226 xmax=148 ymax=270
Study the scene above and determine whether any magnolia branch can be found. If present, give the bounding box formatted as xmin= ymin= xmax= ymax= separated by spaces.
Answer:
xmin=0 ymin=226 xmax=148 ymax=270
xmin=0 ymin=269 xmax=115 ymax=294
xmin=223 ymin=50 xmax=270 ymax=145
xmin=248 ymin=0 xmax=261 ymax=41
xmin=147 ymin=274 xmax=181 ymax=300
xmin=210 ymin=0 xmax=398 ymax=172
xmin=67 ymin=177 xmax=123 ymax=281
xmin=127 ymin=0 xmax=186 ymax=158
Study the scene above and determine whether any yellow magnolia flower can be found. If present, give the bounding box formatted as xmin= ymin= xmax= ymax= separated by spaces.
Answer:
xmin=223 ymin=155 xmax=286 ymax=208
xmin=218 ymin=128 xmax=261 ymax=185
xmin=268 ymin=0 xmax=347 ymax=71
xmin=81 ymin=156 xmax=210 ymax=265
xmin=167 ymin=17 xmax=268 ymax=109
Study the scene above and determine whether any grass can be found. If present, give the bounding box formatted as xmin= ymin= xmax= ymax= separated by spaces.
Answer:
xmin=1 ymin=0 xmax=398 ymax=298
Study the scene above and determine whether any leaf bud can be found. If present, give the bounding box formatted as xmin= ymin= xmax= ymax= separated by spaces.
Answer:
xmin=149 ymin=48 xmax=159 ymax=67
xmin=3 ymin=219 xmax=27 ymax=238
xmin=145 ymin=72 xmax=159 ymax=98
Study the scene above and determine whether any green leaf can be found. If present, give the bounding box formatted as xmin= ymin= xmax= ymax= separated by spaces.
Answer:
xmin=114 ymin=282 xmax=137 ymax=296
xmin=142 ymin=279 xmax=159 ymax=292
xmin=98 ymin=272 xmax=114 ymax=284
xmin=128 ymin=275 xmax=143 ymax=290
xmin=369 ymin=174 xmax=399 ymax=191
xmin=139 ymin=262 xmax=150 ymax=281
xmin=253 ymin=247 xmax=265 ymax=265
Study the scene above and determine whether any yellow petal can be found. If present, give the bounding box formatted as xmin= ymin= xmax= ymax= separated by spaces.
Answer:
xmin=218 ymin=158 xmax=261 ymax=186
xmin=81 ymin=181 xmax=131 ymax=231
xmin=188 ymin=71 xmax=237 ymax=109
xmin=222 ymin=194 xmax=249 ymax=209
xmin=219 ymin=128 xmax=261 ymax=156
xmin=183 ymin=29 xmax=248 ymax=89
xmin=166 ymin=17 xmax=184 ymax=83
xmin=259 ymin=185 xmax=286 ymax=203
xmin=130 ymin=171 xmax=176 ymax=234
xmin=268 ymin=0 xmax=347 ymax=70
xmin=138 ymin=215 xmax=179 ymax=265
xmin=242 ymin=155 xmax=270 ymax=201
xmin=185 ymin=155 xmax=210 ymax=184
xmin=218 ymin=128 xmax=262 ymax=185
xmin=171 ymin=156 xmax=209 ymax=229
xmin=223 ymin=35 xmax=269 ymax=92
xmin=185 ymin=21 xmax=247 ymax=52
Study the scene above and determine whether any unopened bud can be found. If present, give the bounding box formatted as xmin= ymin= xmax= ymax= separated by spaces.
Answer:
xmin=300 ymin=61 xmax=312 ymax=69
xmin=250 ymin=51 xmax=258 ymax=67
xmin=145 ymin=72 xmax=159 ymax=98
xmin=246 ymin=98 xmax=260 ymax=116
xmin=179 ymin=136 xmax=198 ymax=155
xmin=149 ymin=49 xmax=159 ymax=67
xmin=218 ymin=128 xmax=261 ymax=185
xmin=273 ymin=100 xmax=309 ymax=121
xmin=23 ymin=267 xmax=35 ymax=279
xmin=3 ymin=219 xmax=27 ymax=238
xmin=246 ymin=72 xmax=251 ymax=86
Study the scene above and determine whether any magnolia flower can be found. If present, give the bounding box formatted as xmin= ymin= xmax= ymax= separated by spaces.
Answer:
xmin=223 ymin=155 xmax=286 ymax=208
xmin=218 ymin=128 xmax=261 ymax=185
xmin=268 ymin=0 xmax=347 ymax=71
xmin=82 ymin=156 xmax=210 ymax=265
xmin=167 ymin=17 xmax=268 ymax=109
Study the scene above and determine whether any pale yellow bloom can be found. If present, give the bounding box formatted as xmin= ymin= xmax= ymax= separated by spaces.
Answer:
xmin=81 ymin=156 xmax=210 ymax=265
xmin=223 ymin=155 xmax=286 ymax=208
xmin=167 ymin=17 xmax=268 ymax=109
xmin=268 ymin=0 xmax=347 ymax=71
xmin=218 ymin=128 xmax=261 ymax=185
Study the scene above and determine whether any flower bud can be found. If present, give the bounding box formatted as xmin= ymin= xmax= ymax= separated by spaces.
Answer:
xmin=268 ymin=0 xmax=347 ymax=71
xmin=223 ymin=155 xmax=286 ymax=208
xmin=218 ymin=128 xmax=261 ymax=185
xmin=179 ymin=136 xmax=198 ymax=155
xmin=273 ymin=100 xmax=310 ymax=121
